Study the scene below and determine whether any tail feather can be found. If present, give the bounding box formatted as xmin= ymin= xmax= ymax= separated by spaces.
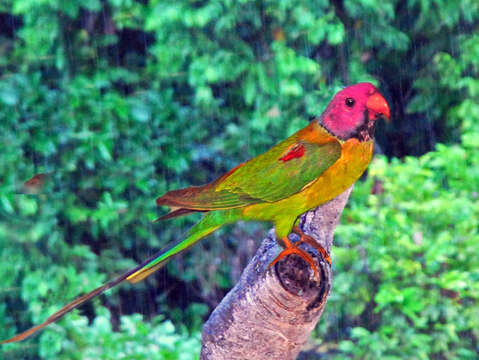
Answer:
xmin=1 ymin=261 xmax=139 ymax=344
xmin=126 ymin=223 xmax=221 ymax=283
xmin=154 ymin=208 xmax=207 ymax=222
xmin=1 ymin=220 xmax=221 ymax=344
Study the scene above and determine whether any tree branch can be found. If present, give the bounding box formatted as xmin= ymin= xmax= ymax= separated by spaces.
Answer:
xmin=200 ymin=187 xmax=353 ymax=360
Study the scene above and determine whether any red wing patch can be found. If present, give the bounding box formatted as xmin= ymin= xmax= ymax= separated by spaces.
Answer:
xmin=279 ymin=143 xmax=305 ymax=162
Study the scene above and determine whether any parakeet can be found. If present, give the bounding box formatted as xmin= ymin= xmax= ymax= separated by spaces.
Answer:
xmin=2 ymin=82 xmax=390 ymax=343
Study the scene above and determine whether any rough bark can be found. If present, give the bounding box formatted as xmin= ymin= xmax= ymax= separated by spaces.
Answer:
xmin=200 ymin=187 xmax=353 ymax=360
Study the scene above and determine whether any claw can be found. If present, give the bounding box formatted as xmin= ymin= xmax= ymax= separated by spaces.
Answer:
xmin=292 ymin=226 xmax=332 ymax=266
xmin=269 ymin=236 xmax=319 ymax=276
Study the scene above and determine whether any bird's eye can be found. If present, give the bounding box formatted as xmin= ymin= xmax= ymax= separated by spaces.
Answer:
xmin=345 ymin=98 xmax=355 ymax=107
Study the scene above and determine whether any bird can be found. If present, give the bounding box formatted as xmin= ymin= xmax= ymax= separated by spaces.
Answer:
xmin=1 ymin=82 xmax=390 ymax=344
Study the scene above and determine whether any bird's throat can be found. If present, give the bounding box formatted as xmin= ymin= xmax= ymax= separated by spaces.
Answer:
xmin=348 ymin=110 xmax=376 ymax=142
xmin=319 ymin=109 xmax=375 ymax=142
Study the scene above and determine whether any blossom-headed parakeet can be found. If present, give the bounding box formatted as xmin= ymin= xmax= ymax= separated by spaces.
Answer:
xmin=2 ymin=82 xmax=390 ymax=343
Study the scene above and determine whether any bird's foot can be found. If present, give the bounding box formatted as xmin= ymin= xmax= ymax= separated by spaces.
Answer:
xmin=269 ymin=236 xmax=319 ymax=277
xmin=292 ymin=226 xmax=331 ymax=266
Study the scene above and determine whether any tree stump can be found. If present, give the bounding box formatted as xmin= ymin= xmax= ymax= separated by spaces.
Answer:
xmin=200 ymin=187 xmax=353 ymax=360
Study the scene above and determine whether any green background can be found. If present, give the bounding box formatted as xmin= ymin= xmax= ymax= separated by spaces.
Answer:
xmin=0 ymin=0 xmax=478 ymax=358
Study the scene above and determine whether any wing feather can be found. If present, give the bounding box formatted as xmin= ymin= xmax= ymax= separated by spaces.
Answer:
xmin=156 ymin=124 xmax=341 ymax=211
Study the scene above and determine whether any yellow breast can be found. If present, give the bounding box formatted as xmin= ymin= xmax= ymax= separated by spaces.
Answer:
xmin=302 ymin=138 xmax=373 ymax=208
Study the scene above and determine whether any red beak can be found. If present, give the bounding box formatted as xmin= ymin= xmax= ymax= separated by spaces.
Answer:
xmin=366 ymin=92 xmax=390 ymax=122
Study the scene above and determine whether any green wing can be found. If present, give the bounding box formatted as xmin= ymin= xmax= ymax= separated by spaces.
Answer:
xmin=220 ymin=139 xmax=341 ymax=202
xmin=157 ymin=134 xmax=341 ymax=210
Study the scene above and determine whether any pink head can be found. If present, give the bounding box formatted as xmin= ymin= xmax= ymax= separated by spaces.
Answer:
xmin=320 ymin=83 xmax=390 ymax=141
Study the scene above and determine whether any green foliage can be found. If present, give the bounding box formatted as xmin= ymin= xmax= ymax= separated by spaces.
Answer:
xmin=0 ymin=0 xmax=478 ymax=358
xmin=2 ymin=309 xmax=200 ymax=360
